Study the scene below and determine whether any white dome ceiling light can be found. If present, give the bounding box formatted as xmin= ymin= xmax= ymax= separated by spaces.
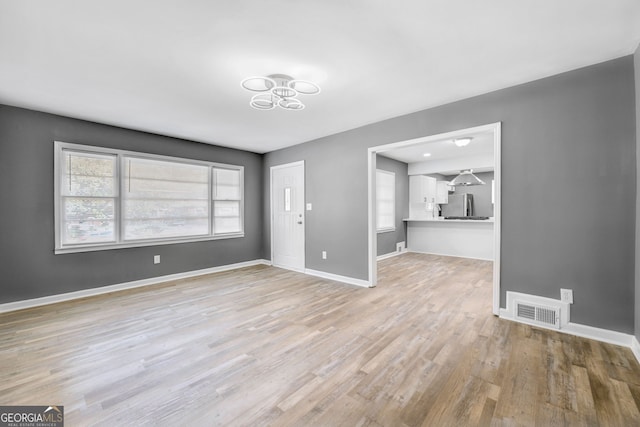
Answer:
xmin=241 ymin=74 xmax=320 ymax=111
xmin=453 ymin=137 xmax=473 ymax=147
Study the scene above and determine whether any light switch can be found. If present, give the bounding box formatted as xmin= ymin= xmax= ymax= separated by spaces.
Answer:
xmin=306 ymin=203 xmax=312 ymax=211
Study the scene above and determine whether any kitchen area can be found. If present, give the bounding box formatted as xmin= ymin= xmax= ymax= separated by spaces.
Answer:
xmin=377 ymin=127 xmax=497 ymax=261
xmin=406 ymin=170 xmax=494 ymax=260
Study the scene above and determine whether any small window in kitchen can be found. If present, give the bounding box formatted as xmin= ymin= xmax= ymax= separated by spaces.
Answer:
xmin=376 ymin=169 xmax=395 ymax=232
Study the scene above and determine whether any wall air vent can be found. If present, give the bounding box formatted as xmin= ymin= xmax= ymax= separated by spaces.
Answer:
xmin=504 ymin=292 xmax=570 ymax=330
xmin=515 ymin=302 xmax=560 ymax=328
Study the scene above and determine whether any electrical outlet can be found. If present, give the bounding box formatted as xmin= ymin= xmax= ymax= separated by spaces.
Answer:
xmin=154 ymin=255 xmax=161 ymax=264
xmin=560 ymin=288 xmax=573 ymax=304
xmin=322 ymin=251 xmax=327 ymax=260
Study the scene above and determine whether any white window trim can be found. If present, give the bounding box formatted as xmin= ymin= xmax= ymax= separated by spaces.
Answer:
xmin=376 ymin=169 xmax=396 ymax=233
xmin=54 ymin=141 xmax=245 ymax=254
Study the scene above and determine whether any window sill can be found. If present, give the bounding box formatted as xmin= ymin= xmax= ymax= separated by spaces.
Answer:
xmin=55 ymin=233 xmax=244 ymax=255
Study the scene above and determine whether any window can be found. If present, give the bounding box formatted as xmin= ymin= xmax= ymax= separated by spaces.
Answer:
xmin=55 ymin=142 xmax=244 ymax=253
xmin=60 ymin=151 xmax=117 ymax=245
xmin=212 ymin=168 xmax=242 ymax=234
xmin=376 ymin=169 xmax=395 ymax=232
xmin=123 ymin=157 xmax=210 ymax=240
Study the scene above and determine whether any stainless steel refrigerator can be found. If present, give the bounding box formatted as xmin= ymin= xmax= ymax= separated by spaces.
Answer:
xmin=442 ymin=193 xmax=473 ymax=217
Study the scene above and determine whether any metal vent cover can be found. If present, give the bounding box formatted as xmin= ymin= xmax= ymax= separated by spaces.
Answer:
xmin=517 ymin=304 xmax=536 ymax=320
xmin=515 ymin=302 xmax=560 ymax=329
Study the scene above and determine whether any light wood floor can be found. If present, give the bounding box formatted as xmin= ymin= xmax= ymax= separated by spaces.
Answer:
xmin=1 ymin=253 xmax=640 ymax=426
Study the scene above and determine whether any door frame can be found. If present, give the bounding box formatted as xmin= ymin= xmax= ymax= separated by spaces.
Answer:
xmin=270 ymin=160 xmax=306 ymax=272
xmin=367 ymin=122 xmax=502 ymax=315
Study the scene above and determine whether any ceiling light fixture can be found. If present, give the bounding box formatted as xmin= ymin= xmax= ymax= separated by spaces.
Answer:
xmin=453 ymin=137 xmax=473 ymax=147
xmin=423 ymin=153 xmax=431 ymax=157
xmin=241 ymin=74 xmax=320 ymax=111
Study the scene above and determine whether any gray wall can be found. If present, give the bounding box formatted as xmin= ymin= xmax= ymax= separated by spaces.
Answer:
xmin=444 ymin=172 xmax=495 ymax=217
xmin=376 ymin=155 xmax=409 ymax=256
xmin=635 ymin=43 xmax=640 ymax=342
xmin=263 ymin=56 xmax=636 ymax=334
xmin=0 ymin=105 xmax=264 ymax=304
xmin=263 ymin=139 xmax=370 ymax=278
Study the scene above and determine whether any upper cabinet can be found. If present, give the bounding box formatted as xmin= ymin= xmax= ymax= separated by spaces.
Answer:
xmin=409 ymin=175 xmax=437 ymax=218
xmin=436 ymin=181 xmax=452 ymax=204
xmin=410 ymin=175 xmax=436 ymax=204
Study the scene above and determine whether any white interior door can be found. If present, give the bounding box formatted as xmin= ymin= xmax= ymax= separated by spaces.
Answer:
xmin=271 ymin=162 xmax=305 ymax=271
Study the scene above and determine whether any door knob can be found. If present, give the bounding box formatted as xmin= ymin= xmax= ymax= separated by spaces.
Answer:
xmin=297 ymin=221 xmax=303 ymax=224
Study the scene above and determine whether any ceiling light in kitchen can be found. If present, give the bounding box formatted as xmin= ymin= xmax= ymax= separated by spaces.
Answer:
xmin=454 ymin=137 xmax=473 ymax=147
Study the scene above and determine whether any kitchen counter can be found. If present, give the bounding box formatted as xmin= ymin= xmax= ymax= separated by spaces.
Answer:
xmin=405 ymin=217 xmax=494 ymax=260
xmin=404 ymin=218 xmax=494 ymax=223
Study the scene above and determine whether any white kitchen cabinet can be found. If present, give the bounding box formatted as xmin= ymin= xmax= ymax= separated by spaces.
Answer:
xmin=410 ymin=175 xmax=437 ymax=204
xmin=409 ymin=175 xmax=437 ymax=218
xmin=436 ymin=181 xmax=452 ymax=204
xmin=409 ymin=175 xmax=425 ymax=203
xmin=426 ymin=177 xmax=436 ymax=206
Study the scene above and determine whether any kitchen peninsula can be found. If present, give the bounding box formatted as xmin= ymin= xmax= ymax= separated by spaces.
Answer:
xmin=403 ymin=217 xmax=494 ymax=260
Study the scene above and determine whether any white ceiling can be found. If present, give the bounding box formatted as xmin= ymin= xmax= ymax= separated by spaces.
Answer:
xmin=380 ymin=132 xmax=494 ymax=164
xmin=1 ymin=1 xmax=639 ymax=154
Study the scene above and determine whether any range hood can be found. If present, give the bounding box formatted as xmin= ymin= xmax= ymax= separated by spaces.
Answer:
xmin=450 ymin=169 xmax=485 ymax=186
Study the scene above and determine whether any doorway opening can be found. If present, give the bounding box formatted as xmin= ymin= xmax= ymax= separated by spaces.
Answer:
xmin=367 ymin=122 xmax=502 ymax=314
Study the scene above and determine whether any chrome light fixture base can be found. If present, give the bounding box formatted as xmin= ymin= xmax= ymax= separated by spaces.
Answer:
xmin=241 ymin=74 xmax=320 ymax=110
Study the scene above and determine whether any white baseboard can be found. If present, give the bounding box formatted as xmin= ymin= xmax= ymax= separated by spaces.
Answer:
xmin=377 ymin=250 xmax=407 ymax=261
xmin=562 ymin=322 xmax=634 ymax=348
xmin=632 ymin=337 xmax=640 ymax=365
xmin=304 ymin=268 xmax=372 ymax=288
xmin=0 ymin=259 xmax=271 ymax=314
xmin=407 ymin=249 xmax=493 ymax=262
xmin=500 ymin=308 xmax=635 ymax=352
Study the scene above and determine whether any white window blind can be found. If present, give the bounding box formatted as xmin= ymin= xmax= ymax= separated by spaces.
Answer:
xmin=123 ymin=157 xmax=210 ymax=240
xmin=55 ymin=141 xmax=244 ymax=253
xmin=376 ymin=169 xmax=395 ymax=232
xmin=60 ymin=150 xmax=117 ymax=245
xmin=212 ymin=168 xmax=242 ymax=234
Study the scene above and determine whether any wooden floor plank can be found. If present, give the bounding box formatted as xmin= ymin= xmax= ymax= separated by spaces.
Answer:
xmin=1 ymin=253 xmax=639 ymax=425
